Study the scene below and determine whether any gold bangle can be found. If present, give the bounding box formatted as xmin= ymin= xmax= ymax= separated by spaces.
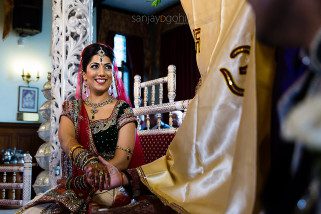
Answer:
xmin=116 ymin=146 xmax=132 ymax=160
xmin=69 ymin=145 xmax=83 ymax=160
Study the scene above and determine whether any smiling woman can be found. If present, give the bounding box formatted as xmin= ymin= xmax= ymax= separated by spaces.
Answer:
xmin=17 ymin=43 xmax=144 ymax=213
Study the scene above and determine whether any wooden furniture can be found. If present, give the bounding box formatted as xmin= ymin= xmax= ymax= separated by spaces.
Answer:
xmin=0 ymin=123 xmax=44 ymax=199
xmin=133 ymin=65 xmax=189 ymax=163
xmin=0 ymin=154 xmax=32 ymax=207
xmin=0 ymin=123 xmax=43 ymax=157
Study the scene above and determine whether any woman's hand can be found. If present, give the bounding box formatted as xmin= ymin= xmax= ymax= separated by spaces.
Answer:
xmin=84 ymin=162 xmax=110 ymax=191
xmin=98 ymin=156 xmax=126 ymax=189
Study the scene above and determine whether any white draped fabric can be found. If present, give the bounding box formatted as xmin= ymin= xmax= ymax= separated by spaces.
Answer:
xmin=138 ymin=0 xmax=259 ymax=213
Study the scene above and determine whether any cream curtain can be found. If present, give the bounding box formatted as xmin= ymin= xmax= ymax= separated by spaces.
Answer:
xmin=138 ymin=1 xmax=269 ymax=213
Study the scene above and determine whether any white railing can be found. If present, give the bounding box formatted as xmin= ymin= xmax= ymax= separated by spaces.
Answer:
xmin=0 ymin=153 xmax=32 ymax=207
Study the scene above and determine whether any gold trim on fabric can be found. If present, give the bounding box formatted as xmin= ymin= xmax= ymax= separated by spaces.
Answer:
xmin=220 ymin=68 xmax=245 ymax=97
xmin=193 ymin=27 xmax=201 ymax=53
xmin=89 ymin=100 xmax=120 ymax=134
xmin=89 ymin=100 xmax=136 ymax=133
xmin=117 ymin=106 xmax=137 ymax=129
xmin=16 ymin=189 xmax=85 ymax=213
xmin=90 ymin=117 xmax=117 ymax=134
xmin=136 ymin=167 xmax=189 ymax=214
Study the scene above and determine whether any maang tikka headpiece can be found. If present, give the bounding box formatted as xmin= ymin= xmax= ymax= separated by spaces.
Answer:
xmin=97 ymin=46 xmax=105 ymax=63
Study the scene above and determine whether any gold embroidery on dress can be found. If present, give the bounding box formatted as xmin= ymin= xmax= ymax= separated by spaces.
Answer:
xmin=90 ymin=101 xmax=136 ymax=134
xmin=89 ymin=101 xmax=121 ymax=134
xmin=91 ymin=117 xmax=117 ymax=134
xmin=118 ymin=106 xmax=136 ymax=129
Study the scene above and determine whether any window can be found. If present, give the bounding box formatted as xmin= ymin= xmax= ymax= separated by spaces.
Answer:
xmin=114 ymin=34 xmax=130 ymax=97
xmin=114 ymin=34 xmax=126 ymax=66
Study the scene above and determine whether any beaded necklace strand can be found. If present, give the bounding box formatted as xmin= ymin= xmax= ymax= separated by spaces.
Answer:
xmin=84 ymin=97 xmax=114 ymax=119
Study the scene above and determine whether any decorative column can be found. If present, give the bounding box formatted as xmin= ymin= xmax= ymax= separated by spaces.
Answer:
xmin=49 ymin=0 xmax=93 ymax=187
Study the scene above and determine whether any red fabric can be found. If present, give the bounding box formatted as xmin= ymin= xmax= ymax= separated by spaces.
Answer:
xmin=139 ymin=133 xmax=175 ymax=163
xmin=78 ymin=102 xmax=92 ymax=151
xmin=72 ymin=102 xmax=90 ymax=177
xmin=128 ymin=135 xmax=145 ymax=168
xmin=68 ymin=102 xmax=92 ymax=198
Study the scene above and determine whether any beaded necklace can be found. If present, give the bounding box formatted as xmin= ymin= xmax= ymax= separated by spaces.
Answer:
xmin=85 ymin=97 xmax=114 ymax=119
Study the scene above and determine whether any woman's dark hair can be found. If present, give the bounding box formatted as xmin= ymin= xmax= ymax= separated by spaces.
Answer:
xmin=81 ymin=43 xmax=115 ymax=72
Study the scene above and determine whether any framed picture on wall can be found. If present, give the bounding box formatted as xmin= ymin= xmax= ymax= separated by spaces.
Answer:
xmin=18 ymin=86 xmax=39 ymax=112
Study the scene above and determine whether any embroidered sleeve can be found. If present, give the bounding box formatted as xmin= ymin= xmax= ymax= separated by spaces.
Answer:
xmin=117 ymin=101 xmax=137 ymax=130
xmin=60 ymin=100 xmax=76 ymax=125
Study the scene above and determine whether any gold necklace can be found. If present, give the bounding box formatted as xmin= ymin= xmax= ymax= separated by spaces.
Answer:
xmin=84 ymin=97 xmax=115 ymax=120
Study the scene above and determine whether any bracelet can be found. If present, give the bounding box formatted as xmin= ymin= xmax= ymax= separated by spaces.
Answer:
xmin=72 ymin=148 xmax=99 ymax=170
xmin=66 ymin=177 xmax=72 ymax=189
xmin=69 ymin=145 xmax=83 ymax=160
xmin=81 ymin=156 xmax=99 ymax=170
xmin=116 ymin=146 xmax=132 ymax=160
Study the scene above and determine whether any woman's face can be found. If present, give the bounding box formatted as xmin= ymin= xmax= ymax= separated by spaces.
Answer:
xmin=83 ymin=54 xmax=113 ymax=96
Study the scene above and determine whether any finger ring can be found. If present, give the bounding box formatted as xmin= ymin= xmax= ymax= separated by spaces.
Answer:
xmin=99 ymin=171 xmax=104 ymax=176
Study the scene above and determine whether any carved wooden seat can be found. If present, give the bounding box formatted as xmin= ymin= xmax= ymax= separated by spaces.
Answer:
xmin=133 ymin=65 xmax=189 ymax=163
xmin=0 ymin=154 xmax=32 ymax=208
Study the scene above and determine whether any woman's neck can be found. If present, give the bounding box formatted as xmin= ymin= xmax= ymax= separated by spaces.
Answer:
xmin=87 ymin=92 xmax=112 ymax=103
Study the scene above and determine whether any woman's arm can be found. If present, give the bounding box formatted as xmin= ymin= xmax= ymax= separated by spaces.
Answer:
xmin=60 ymin=115 xmax=109 ymax=190
xmin=58 ymin=115 xmax=79 ymax=154
xmin=108 ymin=122 xmax=136 ymax=170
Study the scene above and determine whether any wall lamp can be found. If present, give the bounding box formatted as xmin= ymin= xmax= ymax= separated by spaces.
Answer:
xmin=21 ymin=69 xmax=40 ymax=85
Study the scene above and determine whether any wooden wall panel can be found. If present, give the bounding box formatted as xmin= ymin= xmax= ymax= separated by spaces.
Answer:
xmin=0 ymin=134 xmax=12 ymax=149
xmin=0 ymin=123 xmax=43 ymax=160
xmin=0 ymin=123 xmax=44 ymax=198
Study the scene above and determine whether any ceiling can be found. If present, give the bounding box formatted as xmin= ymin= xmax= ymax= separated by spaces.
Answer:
xmin=101 ymin=0 xmax=180 ymax=15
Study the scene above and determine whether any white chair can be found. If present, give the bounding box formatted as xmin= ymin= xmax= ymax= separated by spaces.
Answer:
xmin=0 ymin=154 xmax=32 ymax=208
xmin=133 ymin=65 xmax=189 ymax=163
